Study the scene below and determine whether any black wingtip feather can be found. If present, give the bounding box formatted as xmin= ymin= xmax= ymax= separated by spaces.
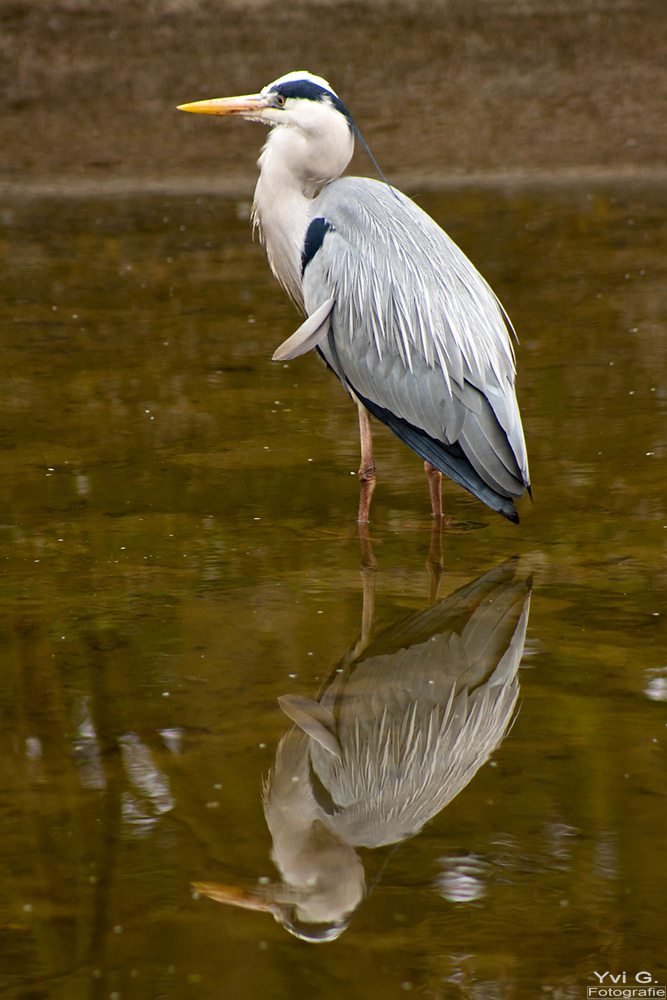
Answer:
xmin=353 ymin=388 xmax=523 ymax=522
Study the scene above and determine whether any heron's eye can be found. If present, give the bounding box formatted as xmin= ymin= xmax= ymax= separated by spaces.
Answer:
xmin=274 ymin=94 xmax=286 ymax=108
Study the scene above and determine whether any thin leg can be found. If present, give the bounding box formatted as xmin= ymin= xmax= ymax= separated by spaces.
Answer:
xmin=357 ymin=401 xmax=376 ymax=523
xmin=424 ymin=461 xmax=443 ymax=518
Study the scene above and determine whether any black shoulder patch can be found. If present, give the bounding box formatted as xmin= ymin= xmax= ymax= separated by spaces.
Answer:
xmin=301 ymin=218 xmax=333 ymax=276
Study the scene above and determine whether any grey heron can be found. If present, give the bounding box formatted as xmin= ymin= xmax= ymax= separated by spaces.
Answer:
xmin=179 ymin=72 xmax=531 ymax=523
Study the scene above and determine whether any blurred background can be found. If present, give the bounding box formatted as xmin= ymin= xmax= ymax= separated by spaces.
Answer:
xmin=2 ymin=0 xmax=666 ymax=193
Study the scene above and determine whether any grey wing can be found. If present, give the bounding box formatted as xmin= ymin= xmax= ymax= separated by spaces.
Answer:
xmin=298 ymin=178 xmax=530 ymax=513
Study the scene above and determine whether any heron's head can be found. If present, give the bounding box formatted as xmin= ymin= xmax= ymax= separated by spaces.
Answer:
xmin=178 ymin=71 xmax=355 ymax=137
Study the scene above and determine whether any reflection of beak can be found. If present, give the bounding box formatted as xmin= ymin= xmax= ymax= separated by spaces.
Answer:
xmin=192 ymin=881 xmax=276 ymax=913
xmin=177 ymin=94 xmax=265 ymax=116
xmin=193 ymin=881 xmax=351 ymax=943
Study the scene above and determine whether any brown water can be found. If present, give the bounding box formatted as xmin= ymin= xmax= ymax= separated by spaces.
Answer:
xmin=0 ymin=181 xmax=666 ymax=999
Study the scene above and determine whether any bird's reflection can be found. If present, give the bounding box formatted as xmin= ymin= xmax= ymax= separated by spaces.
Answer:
xmin=195 ymin=557 xmax=531 ymax=942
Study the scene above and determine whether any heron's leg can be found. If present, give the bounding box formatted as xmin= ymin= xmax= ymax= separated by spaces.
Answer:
xmin=356 ymin=401 xmax=376 ymax=523
xmin=424 ymin=461 xmax=443 ymax=518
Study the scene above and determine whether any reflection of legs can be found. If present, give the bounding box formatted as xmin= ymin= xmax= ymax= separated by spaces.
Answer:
xmin=357 ymin=518 xmax=443 ymax=646
xmin=424 ymin=461 xmax=443 ymax=518
xmin=356 ymin=522 xmax=377 ymax=657
xmin=424 ymin=463 xmax=445 ymax=599
xmin=357 ymin=401 xmax=376 ymax=524
xmin=425 ymin=517 xmax=444 ymax=603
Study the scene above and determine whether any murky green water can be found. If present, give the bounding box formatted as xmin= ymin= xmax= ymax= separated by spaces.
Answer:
xmin=0 ymin=182 xmax=665 ymax=998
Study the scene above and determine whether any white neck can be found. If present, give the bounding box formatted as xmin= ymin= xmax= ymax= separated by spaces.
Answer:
xmin=252 ymin=108 xmax=354 ymax=307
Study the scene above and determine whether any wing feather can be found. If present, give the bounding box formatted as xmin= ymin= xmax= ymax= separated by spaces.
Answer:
xmin=272 ymin=295 xmax=335 ymax=360
xmin=298 ymin=177 xmax=529 ymax=505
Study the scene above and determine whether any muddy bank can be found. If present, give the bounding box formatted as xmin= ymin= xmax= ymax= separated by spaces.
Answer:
xmin=2 ymin=0 xmax=666 ymax=194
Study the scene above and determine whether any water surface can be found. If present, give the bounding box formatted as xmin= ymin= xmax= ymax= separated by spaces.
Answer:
xmin=0 ymin=181 xmax=665 ymax=998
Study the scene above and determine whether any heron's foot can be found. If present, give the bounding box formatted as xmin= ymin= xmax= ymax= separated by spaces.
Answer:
xmin=357 ymin=463 xmax=376 ymax=524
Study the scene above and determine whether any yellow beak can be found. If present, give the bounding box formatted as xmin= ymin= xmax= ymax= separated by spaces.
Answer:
xmin=177 ymin=94 xmax=265 ymax=116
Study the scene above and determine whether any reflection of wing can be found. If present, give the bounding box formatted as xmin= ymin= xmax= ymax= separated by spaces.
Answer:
xmin=277 ymin=695 xmax=342 ymax=758
xmin=280 ymin=560 xmax=530 ymax=848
